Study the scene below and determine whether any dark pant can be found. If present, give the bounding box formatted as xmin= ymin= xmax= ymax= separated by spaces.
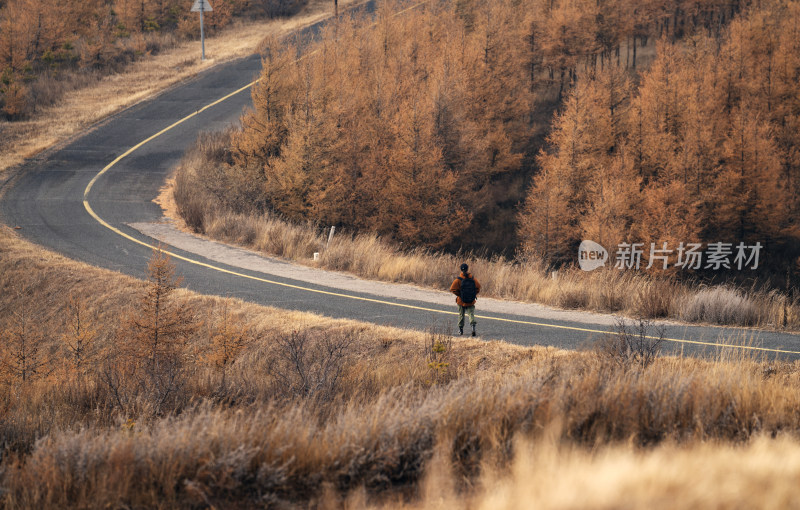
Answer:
xmin=458 ymin=305 xmax=476 ymax=328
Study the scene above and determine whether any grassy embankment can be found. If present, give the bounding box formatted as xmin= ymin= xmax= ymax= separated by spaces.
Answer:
xmin=2 ymin=224 xmax=800 ymax=508
xmin=170 ymin=132 xmax=800 ymax=331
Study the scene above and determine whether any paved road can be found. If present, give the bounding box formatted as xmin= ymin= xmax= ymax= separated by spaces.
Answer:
xmin=2 ymin=7 xmax=800 ymax=360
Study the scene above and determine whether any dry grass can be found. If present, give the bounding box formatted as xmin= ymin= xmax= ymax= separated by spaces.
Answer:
xmin=5 ymin=344 xmax=800 ymax=507
xmin=169 ymin=137 xmax=800 ymax=331
xmin=378 ymin=436 xmax=800 ymax=509
xmin=0 ymin=0 xmax=362 ymax=178
xmin=4 ymin=226 xmax=800 ymax=507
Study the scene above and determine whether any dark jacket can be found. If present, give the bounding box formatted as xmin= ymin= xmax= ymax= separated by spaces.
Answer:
xmin=450 ymin=272 xmax=481 ymax=306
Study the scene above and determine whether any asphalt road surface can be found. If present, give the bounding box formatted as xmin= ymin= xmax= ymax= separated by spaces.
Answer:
xmin=3 ymin=6 xmax=800 ymax=361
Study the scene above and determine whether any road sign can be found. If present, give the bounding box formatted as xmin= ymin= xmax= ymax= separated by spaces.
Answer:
xmin=191 ymin=0 xmax=212 ymax=12
xmin=191 ymin=0 xmax=212 ymax=60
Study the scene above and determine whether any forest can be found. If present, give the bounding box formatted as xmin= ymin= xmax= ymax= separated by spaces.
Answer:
xmin=519 ymin=2 xmax=800 ymax=271
xmin=181 ymin=0 xmax=800 ymax=278
xmin=0 ymin=0 xmax=306 ymax=118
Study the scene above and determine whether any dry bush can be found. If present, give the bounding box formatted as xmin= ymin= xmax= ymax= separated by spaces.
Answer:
xmin=246 ymin=0 xmax=309 ymax=18
xmin=677 ymin=286 xmax=763 ymax=326
xmin=629 ymin=277 xmax=675 ymax=318
xmin=557 ymin=287 xmax=590 ymax=310
xmin=596 ymin=318 xmax=665 ymax=369
xmin=268 ymin=328 xmax=354 ymax=404
xmin=202 ymin=301 xmax=252 ymax=375
xmin=173 ymin=157 xmax=210 ymax=233
xmin=0 ymin=282 xmax=53 ymax=384
xmin=60 ymin=294 xmax=101 ymax=375
xmin=172 ymin=129 xmax=270 ymax=235
xmin=0 ymin=80 xmax=29 ymax=119
xmin=26 ymin=70 xmax=102 ymax=114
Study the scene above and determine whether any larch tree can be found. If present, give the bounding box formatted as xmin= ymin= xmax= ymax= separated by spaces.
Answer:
xmin=203 ymin=301 xmax=250 ymax=384
xmin=519 ymin=157 xmax=577 ymax=263
xmin=131 ymin=248 xmax=196 ymax=370
xmin=0 ymin=285 xmax=50 ymax=384
xmin=61 ymin=293 xmax=100 ymax=375
xmin=103 ymin=247 xmax=197 ymax=413
xmin=711 ymin=104 xmax=788 ymax=242
xmin=233 ymin=37 xmax=297 ymax=167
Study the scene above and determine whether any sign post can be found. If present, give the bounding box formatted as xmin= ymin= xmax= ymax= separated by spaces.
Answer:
xmin=191 ymin=0 xmax=213 ymax=60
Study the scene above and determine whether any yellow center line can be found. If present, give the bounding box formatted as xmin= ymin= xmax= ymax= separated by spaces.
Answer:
xmin=80 ymin=3 xmax=800 ymax=357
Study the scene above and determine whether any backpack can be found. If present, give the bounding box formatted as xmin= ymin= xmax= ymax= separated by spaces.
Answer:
xmin=458 ymin=276 xmax=477 ymax=304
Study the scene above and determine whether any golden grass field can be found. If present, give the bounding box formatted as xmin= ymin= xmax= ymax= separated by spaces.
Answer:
xmin=3 ymin=223 xmax=800 ymax=508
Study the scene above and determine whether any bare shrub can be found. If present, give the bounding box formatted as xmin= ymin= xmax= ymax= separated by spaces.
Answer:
xmin=173 ymin=130 xmax=271 ymax=235
xmin=60 ymin=294 xmax=100 ymax=375
xmin=558 ymin=287 xmax=589 ymax=309
xmin=779 ymin=291 xmax=800 ymax=329
xmin=251 ymin=214 xmax=321 ymax=260
xmin=0 ymin=283 xmax=53 ymax=384
xmin=204 ymin=301 xmax=251 ymax=371
xmin=596 ymin=318 xmax=665 ymax=369
xmin=27 ymin=70 xmax=100 ymax=113
xmin=205 ymin=211 xmax=260 ymax=246
xmin=247 ymin=0 xmax=309 ymax=18
xmin=268 ymin=329 xmax=353 ymax=403
xmin=173 ymin=162 xmax=210 ymax=233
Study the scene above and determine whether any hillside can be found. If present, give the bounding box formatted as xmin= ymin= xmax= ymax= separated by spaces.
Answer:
xmin=176 ymin=0 xmax=799 ymax=259
xmin=3 ymin=225 xmax=800 ymax=507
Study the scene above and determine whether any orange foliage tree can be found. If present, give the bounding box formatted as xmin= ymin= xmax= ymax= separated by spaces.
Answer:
xmin=101 ymin=248 xmax=197 ymax=413
xmin=0 ymin=0 xmax=255 ymax=119
xmin=60 ymin=293 xmax=100 ymax=375
xmin=230 ymin=0 xmax=535 ymax=249
xmin=0 ymin=285 xmax=50 ymax=384
xmin=519 ymin=1 xmax=800 ymax=269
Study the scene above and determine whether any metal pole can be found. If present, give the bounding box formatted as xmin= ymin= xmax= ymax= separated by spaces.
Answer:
xmin=200 ymin=0 xmax=205 ymax=60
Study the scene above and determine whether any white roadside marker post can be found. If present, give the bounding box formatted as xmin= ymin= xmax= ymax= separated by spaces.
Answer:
xmin=327 ymin=226 xmax=336 ymax=247
xmin=191 ymin=0 xmax=213 ymax=60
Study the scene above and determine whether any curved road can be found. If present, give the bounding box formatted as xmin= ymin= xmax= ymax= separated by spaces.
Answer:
xmin=2 ymin=10 xmax=800 ymax=360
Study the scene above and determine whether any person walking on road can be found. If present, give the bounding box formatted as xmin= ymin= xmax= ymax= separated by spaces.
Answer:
xmin=450 ymin=263 xmax=481 ymax=336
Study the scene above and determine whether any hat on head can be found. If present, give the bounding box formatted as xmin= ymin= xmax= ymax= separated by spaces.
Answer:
xmin=460 ymin=263 xmax=469 ymax=272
